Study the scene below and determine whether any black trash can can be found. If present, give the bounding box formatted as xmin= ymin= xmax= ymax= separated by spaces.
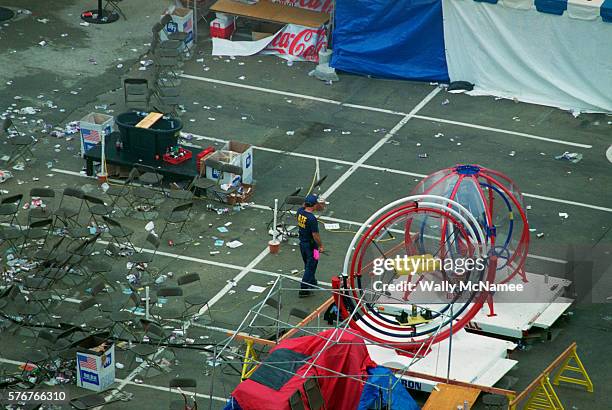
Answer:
xmin=115 ymin=112 xmax=182 ymax=162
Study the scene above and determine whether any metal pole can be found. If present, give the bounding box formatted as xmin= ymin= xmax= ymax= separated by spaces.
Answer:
xmin=447 ymin=304 xmax=453 ymax=382
xmin=100 ymin=129 xmax=107 ymax=177
xmin=273 ymin=198 xmax=278 ymax=241
xmin=145 ymin=285 xmax=150 ymax=320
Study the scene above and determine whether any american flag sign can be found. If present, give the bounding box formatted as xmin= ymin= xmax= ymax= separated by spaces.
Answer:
xmin=78 ymin=354 xmax=97 ymax=371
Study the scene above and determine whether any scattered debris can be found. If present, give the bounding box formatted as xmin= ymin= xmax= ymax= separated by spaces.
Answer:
xmin=555 ymin=152 xmax=583 ymax=163
xmin=559 ymin=212 xmax=569 ymax=219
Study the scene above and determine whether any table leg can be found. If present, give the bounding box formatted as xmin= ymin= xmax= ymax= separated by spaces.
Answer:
xmin=86 ymin=159 xmax=94 ymax=176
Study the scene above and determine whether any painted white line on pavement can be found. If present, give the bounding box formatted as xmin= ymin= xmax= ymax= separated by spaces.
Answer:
xmin=322 ymin=87 xmax=442 ymax=198
xmin=180 ymin=73 xmax=593 ymax=149
xmin=198 ymin=246 xmax=270 ymax=315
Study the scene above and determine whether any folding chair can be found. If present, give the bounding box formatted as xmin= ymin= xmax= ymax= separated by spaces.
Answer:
xmin=83 ymin=194 xmax=113 ymax=226
xmin=168 ymin=378 xmax=198 ymax=410
xmin=104 ymin=0 xmax=126 ymax=20
xmin=20 ymin=274 xmax=55 ymax=316
xmin=36 ymin=330 xmax=74 ymax=359
xmin=205 ymin=159 xmax=243 ymax=203
xmin=159 ymin=202 xmax=193 ymax=240
xmin=154 ymin=287 xmax=184 ymax=321
xmin=27 ymin=188 xmax=55 ymax=224
xmin=20 ymin=218 xmax=53 ymax=255
xmin=54 ymin=187 xmax=85 ymax=228
xmin=82 ymin=254 xmax=115 ymax=289
xmin=129 ymin=321 xmax=176 ymax=378
xmin=167 ymin=182 xmax=194 ymax=203
xmin=124 ymin=78 xmax=150 ymax=112
xmin=0 ymin=193 xmax=23 ymax=227
xmin=127 ymin=233 xmax=160 ymax=280
xmin=105 ymin=169 xmax=137 ymax=216
xmin=0 ymin=226 xmax=21 ymax=254
xmin=102 ymin=215 xmax=136 ymax=251
xmin=177 ymin=273 xmax=213 ymax=323
xmin=131 ymin=168 xmax=161 ymax=216
xmin=135 ymin=164 xmax=164 ymax=188
xmin=1 ymin=117 xmax=19 ymax=137
xmin=2 ymin=118 xmax=37 ymax=165
xmin=191 ymin=172 xmax=216 ymax=198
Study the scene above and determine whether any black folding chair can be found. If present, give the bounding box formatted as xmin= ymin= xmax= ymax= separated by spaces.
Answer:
xmin=27 ymin=187 xmax=55 ymax=224
xmin=83 ymin=194 xmax=113 ymax=226
xmin=0 ymin=226 xmax=22 ymax=253
xmin=104 ymin=0 xmax=126 ymax=20
xmin=168 ymin=378 xmax=198 ymax=410
xmin=129 ymin=320 xmax=176 ymax=378
xmin=20 ymin=218 xmax=53 ymax=255
xmin=177 ymin=273 xmax=213 ymax=323
xmin=0 ymin=193 xmax=23 ymax=227
xmin=205 ymin=159 xmax=243 ymax=203
xmin=54 ymin=187 xmax=85 ymax=228
xmin=105 ymin=170 xmax=137 ymax=216
xmin=2 ymin=118 xmax=37 ymax=165
xmin=154 ymin=287 xmax=184 ymax=323
xmin=159 ymin=202 xmax=193 ymax=240
xmin=102 ymin=215 xmax=136 ymax=251
xmin=128 ymin=233 xmax=161 ymax=281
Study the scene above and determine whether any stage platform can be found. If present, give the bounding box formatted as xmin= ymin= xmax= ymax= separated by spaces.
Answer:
xmin=466 ymin=272 xmax=573 ymax=338
xmin=368 ymin=329 xmax=517 ymax=393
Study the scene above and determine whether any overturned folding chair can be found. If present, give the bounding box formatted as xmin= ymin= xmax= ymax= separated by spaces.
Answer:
xmin=2 ymin=118 xmax=37 ymax=165
xmin=104 ymin=0 xmax=126 ymax=20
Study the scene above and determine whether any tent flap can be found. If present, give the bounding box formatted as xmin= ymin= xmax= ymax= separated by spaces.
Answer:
xmin=331 ymin=0 xmax=449 ymax=82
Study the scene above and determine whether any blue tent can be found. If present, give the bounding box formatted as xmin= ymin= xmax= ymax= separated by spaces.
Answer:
xmin=358 ymin=366 xmax=420 ymax=410
xmin=331 ymin=0 xmax=449 ymax=82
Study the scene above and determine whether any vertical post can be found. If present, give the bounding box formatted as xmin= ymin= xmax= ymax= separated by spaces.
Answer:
xmin=100 ymin=129 xmax=107 ymax=177
xmin=315 ymin=158 xmax=320 ymax=186
xmin=447 ymin=304 xmax=453 ymax=382
xmin=273 ymin=198 xmax=278 ymax=241
xmin=145 ymin=285 xmax=150 ymax=320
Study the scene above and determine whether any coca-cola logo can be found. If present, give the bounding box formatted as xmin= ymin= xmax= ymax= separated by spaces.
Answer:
xmin=267 ymin=26 xmax=327 ymax=61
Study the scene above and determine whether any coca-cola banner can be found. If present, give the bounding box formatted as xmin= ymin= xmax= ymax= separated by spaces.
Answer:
xmin=262 ymin=24 xmax=327 ymax=62
xmin=212 ymin=24 xmax=327 ymax=63
xmin=272 ymin=0 xmax=334 ymax=13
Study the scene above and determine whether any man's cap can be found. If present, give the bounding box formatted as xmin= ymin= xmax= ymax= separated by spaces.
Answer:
xmin=304 ymin=194 xmax=318 ymax=206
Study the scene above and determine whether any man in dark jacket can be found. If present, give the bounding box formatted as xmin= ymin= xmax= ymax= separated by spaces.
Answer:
xmin=296 ymin=194 xmax=324 ymax=297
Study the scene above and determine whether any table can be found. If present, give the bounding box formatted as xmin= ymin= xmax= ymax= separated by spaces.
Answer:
xmin=81 ymin=0 xmax=119 ymax=24
xmin=422 ymin=383 xmax=480 ymax=410
xmin=211 ymin=0 xmax=329 ymax=27
xmin=84 ymin=132 xmax=202 ymax=182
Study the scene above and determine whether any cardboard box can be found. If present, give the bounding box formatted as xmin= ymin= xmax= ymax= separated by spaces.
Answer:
xmin=79 ymin=113 xmax=114 ymax=157
xmin=160 ymin=8 xmax=194 ymax=49
xmin=205 ymin=140 xmax=253 ymax=186
xmin=205 ymin=150 xmax=241 ymax=186
xmin=76 ymin=336 xmax=115 ymax=392
xmin=223 ymin=140 xmax=253 ymax=184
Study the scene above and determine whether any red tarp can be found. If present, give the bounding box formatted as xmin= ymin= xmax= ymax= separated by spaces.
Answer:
xmin=232 ymin=329 xmax=376 ymax=410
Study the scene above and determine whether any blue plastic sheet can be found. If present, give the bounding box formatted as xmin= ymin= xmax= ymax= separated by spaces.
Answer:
xmin=331 ymin=0 xmax=449 ymax=82
xmin=358 ymin=366 xmax=420 ymax=410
